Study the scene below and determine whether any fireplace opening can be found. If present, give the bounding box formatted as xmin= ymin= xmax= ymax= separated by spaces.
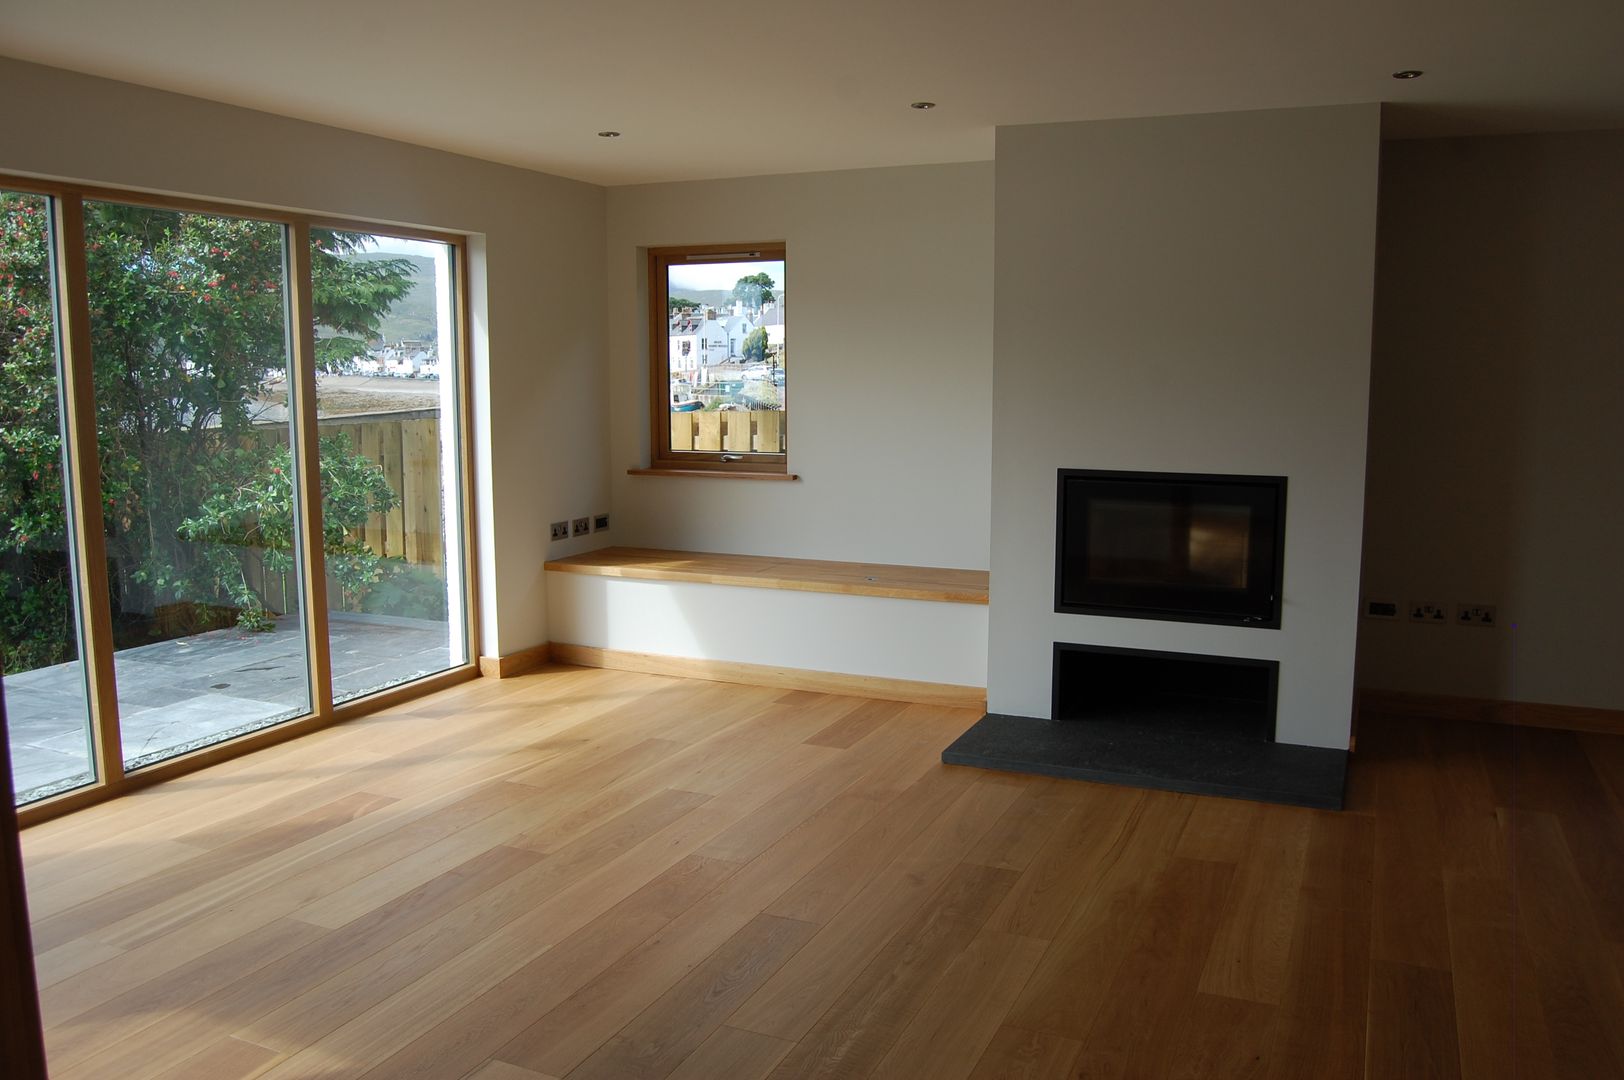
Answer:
xmin=1052 ymin=642 xmax=1278 ymax=742
xmin=1055 ymin=469 xmax=1286 ymax=627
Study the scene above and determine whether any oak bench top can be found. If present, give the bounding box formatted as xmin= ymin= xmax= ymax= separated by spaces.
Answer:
xmin=544 ymin=547 xmax=989 ymax=605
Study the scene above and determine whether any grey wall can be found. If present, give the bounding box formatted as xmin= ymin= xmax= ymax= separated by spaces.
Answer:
xmin=0 ymin=58 xmax=607 ymax=657
xmin=989 ymin=104 xmax=1382 ymax=749
xmin=1358 ymin=130 xmax=1624 ymax=709
xmin=605 ymin=163 xmax=995 ymax=570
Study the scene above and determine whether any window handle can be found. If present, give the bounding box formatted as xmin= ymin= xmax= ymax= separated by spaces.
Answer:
xmin=720 ymin=454 xmax=743 ymax=462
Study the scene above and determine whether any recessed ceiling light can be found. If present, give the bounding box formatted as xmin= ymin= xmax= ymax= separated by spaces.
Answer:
xmin=597 ymin=130 xmax=622 ymax=138
xmin=909 ymin=101 xmax=936 ymax=110
xmin=1391 ymin=70 xmax=1424 ymax=80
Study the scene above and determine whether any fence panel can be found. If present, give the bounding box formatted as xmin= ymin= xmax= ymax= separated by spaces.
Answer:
xmin=401 ymin=418 xmax=442 ymax=568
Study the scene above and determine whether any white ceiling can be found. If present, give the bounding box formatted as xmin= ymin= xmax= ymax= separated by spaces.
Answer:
xmin=5 ymin=0 xmax=1622 ymax=185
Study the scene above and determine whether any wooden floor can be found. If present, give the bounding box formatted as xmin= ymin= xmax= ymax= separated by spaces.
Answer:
xmin=19 ymin=665 xmax=1624 ymax=1079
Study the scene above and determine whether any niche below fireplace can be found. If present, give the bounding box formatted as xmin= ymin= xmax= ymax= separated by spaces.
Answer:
xmin=943 ymin=642 xmax=1346 ymax=808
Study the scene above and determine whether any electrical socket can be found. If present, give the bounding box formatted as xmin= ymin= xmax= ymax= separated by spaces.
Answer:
xmin=1408 ymin=600 xmax=1449 ymax=624
xmin=572 ymin=517 xmax=590 ymax=537
xmin=593 ymin=513 xmax=610 ymax=532
xmin=1363 ymin=598 xmax=1399 ymax=620
xmin=1455 ymin=603 xmax=1497 ymax=628
xmin=549 ymin=521 xmax=569 ymax=542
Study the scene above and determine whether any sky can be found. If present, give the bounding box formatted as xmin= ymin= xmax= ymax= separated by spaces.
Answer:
xmin=363 ymin=234 xmax=445 ymax=258
xmin=669 ymin=260 xmax=786 ymax=295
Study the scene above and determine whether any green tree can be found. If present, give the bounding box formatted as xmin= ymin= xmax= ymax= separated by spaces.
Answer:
xmin=0 ymin=194 xmax=415 ymax=671
xmin=742 ymin=326 xmax=769 ymax=363
xmin=732 ymin=272 xmax=775 ymax=307
xmin=668 ymin=295 xmax=704 ymax=313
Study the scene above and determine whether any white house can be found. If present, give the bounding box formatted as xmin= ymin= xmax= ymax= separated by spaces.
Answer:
xmin=723 ymin=313 xmax=755 ymax=356
xmin=669 ymin=311 xmax=731 ymax=371
xmin=756 ymin=297 xmax=785 ymax=350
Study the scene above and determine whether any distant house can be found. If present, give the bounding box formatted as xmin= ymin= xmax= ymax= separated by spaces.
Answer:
xmin=723 ymin=314 xmax=755 ymax=357
xmin=756 ymin=297 xmax=785 ymax=350
xmin=669 ymin=310 xmax=731 ymax=371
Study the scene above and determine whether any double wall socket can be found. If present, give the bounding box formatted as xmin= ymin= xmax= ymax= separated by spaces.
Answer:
xmin=549 ymin=521 xmax=569 ymax=541
xmin=1456 ymin=603 xmax=1497 ymax=628
xmin=1408 ymin=600 xmax=1449 ymax=624
xmin=572 ymin=517 xmax=591 ymax=537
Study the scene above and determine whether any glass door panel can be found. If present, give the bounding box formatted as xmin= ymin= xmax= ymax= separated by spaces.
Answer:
xmin=310 ymin=229 xmax=468 ymax=702
xmin=83 ymin=201 xmax=313 ymax=771
xmin=1 ymin=191 xmax=98 ymax=804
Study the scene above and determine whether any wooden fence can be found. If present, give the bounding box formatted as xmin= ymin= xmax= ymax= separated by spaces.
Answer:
xmin=249 ymin=410 xmax=445 ymax=567
xmin=669 ymin=410 xmax=784 ymax=454
xmin=321 ymin=413 xmax=445 ymax=568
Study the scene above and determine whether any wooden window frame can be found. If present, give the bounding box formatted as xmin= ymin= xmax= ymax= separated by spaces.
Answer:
xmin=0 ymin=172 xmax=482 ymax=826
xmin=646 ymin=242 xmax=787 ymax=475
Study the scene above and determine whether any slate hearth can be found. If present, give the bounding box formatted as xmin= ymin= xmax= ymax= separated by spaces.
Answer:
xmin=942 ymin=713 xmax=1347 ymax=809
xmin=945 ymin=643 xmax=1346 ymax=808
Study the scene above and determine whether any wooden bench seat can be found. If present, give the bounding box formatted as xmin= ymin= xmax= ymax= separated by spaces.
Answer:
xmin=544 ymin=547 xmax=989 ymax=605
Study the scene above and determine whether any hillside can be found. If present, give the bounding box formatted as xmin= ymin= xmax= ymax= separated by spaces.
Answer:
xmin=352 ymin=251 xmax=439 ymax=342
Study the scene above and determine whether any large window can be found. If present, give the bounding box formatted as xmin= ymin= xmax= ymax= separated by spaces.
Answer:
xmin=0 ymin=191 xmax=96 ymax=803
xmin=647 ymin=243 xmax=786 ymax=474
xmin=0 ymin=178 xmax=475 ymax=812
xmin=312 ymin=230 xmax=468 ymax=703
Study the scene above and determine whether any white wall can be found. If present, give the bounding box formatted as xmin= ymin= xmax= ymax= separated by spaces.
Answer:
xmin=989 ymin=105 xmax=1382 ymax=749
xmin=548 ymin=574 xmax=988 ymax=687
xmin=605 ymin=163 xmax=994 ymax=570
xmin=0 ymin=58 xmax=607 ymax=657
xmin=1358 ymin=130 xmax=1624 ymax=709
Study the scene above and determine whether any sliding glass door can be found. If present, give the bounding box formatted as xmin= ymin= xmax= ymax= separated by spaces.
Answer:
xmin=1 ymin=191 xmax=97 ymax=804
xmin=83 ymin=201 xmax=315 ymax=772
xmin=311 ymin=230 xmax=469 ymax=703
xmin=1 ymin=181 xmax=474 ymax=810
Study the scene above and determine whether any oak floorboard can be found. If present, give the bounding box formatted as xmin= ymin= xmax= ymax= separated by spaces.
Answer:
xmin=763 ymin=862 xmax=1020 ymax=1080
xmin=729 ymin=776 xmax=1025 ymax=1042
xmin=804 ymin=696 xmax=908 ymax=749
xmin=464 ymin=1062 xmax=558 ymax=1080
xmin=963 ymin=776 xmax=1086 ymax=872
xmin=566 ymin=912 xmax=817 ymax=1080
xmin=870 ymin=929 xmax=1049 ymax=1080
xmin=1196 ymin=802 xmax=1311 ymax=1004
xmin=1254 ymin=812 xmax=1372 ymax=1080
xmin=966 ymin=1026 xmax=1083 ymax=1080
xmin=1001 ymin=790 xmax=1194 ymax=1041
xmin=663 ymin=1026 xmax=793 ymax=1080
xmin=982 ymin=783 xmax=1143 ymax=941
xmin=16 ymin=666 xmax=1621 ymax=1080
xmin=1162 ymin=992 xmax=1273 ymax=1080
xmin=343 ymin=854 xmax=743 ymax=1080
xmin=1442 ymin=871 xmax=1556 ymax=1080
xmin=30 ymin=791 xmax=397 ymax=955
xmin=1365 ymin=959 xmax=1462 ymax=1080
xmin=158 ymin=1035 xmax=282 ymax=1080
xmin=52 ymin=845 xmax=544 ymax=1080
xmin=763 ymin=764 xmax=976 ymax=925
xmin=493 ymin=761 xmax=968 ymax=1076
xmin=1499 ymin=807 xmax=1624 ymax=1077
xmin=1369 ymin=720 xmax=1453 ymax=970
xmin=1067 ymin=856 xmax=1235 ymax=1080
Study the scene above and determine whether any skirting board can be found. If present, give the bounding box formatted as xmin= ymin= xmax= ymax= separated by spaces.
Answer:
xmin=1359 ymin=689 xmax=1624 ymax=736
xmin=477 ymin=642 xmax=551 ymax=680
xmin=549 ymin=643 xmax=987 ymax=709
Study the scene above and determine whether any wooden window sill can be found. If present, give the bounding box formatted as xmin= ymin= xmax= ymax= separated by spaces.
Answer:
xmin=628 ymin=467 xmax=800 ymax=481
